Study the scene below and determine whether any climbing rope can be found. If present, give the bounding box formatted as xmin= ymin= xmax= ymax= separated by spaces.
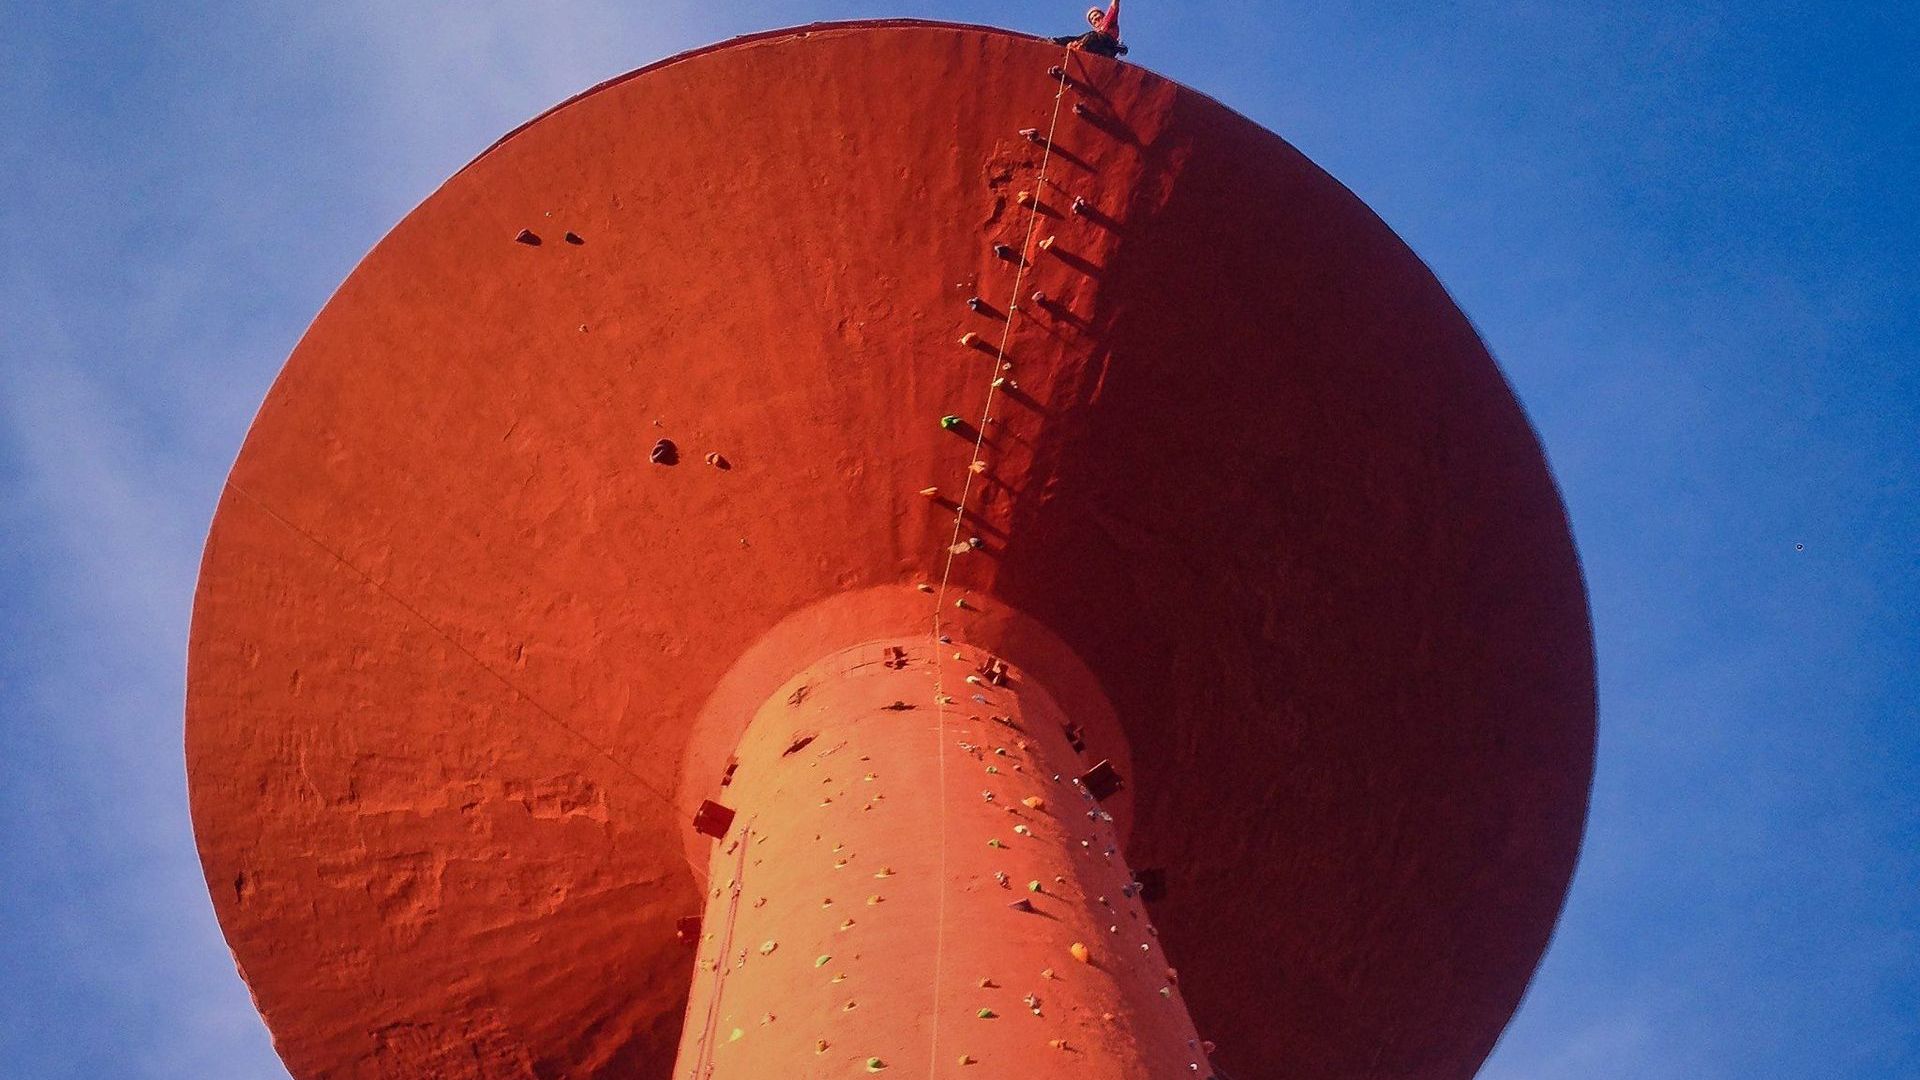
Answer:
xmin=687 ymin=821 xmax=753 ymax=1078
xmin=925 ymin=43 xmax=1077 ymax=1078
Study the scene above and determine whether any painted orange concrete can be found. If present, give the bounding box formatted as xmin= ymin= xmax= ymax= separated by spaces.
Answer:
xmin=186 ymin=19 xmax=1595 ymax=1080
xmin=676 ymin=639 xmax=1208 ymax=1077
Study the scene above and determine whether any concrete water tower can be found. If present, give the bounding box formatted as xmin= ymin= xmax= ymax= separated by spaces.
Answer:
xmin=186 ymin=20 xmax=1594 ymax=1079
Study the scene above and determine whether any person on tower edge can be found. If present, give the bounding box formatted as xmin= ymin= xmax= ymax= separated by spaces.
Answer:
xmin=1052 ymin=1 xmax=1128 ymax=57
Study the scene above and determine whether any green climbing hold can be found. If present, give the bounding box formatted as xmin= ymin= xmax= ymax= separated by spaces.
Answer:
xmin=816 ymin=954 xmax=832 ymax=967
xmin=976 ymin=1008 xmax=998 ymax=1019
xmin=940 ymin=415 xmax=963 ymax=430
xmin=987 ymin=838 xmax=1005 ymax=849
xmin=866 ymin=1056 xmax=888 ymax=1071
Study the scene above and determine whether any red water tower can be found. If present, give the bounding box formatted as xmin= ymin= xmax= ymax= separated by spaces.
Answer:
xmin=186 ymin=21 xmax=1594 ymax=1080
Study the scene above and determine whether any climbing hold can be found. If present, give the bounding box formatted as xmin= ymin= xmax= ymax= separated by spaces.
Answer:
xmin=1017 ymin=190 xmax=1035 ymax=206
xmin=692 ymin=800 xmax=736 ymax=839
xmin=1040 ymin=967 xmax=1055 ymax=979
xmin=816 ymin=1039 xmax=829 ymax=1054
xmin=866 ymin=1056 xmax=888 ymax=1072
xmin=874 ymin=867 xmax=894 ymax=878
xmin=968 ymin=459 xmax=987 ymax=473
xmin=917 ymin=582 xmax=935 ymax=593
xmin=1048 ymin=64 xmax=1067 ymax=79
xmin=1014 ymin=825 xmax=1032 ymax=836
xmin=958 ymin=1054 xmax=977 ymax=1065
xmin=563 ymin=230 xmax=583 ymax=245
xmin=839 ymin=919 xmax=855 ymax=930
xmin=960 ymin=331 xmax=982 ymax=347
xmin=1072 ymin=102 xmax=1090 ymax=117
xmin=1019 ymin=127 xmax=1041 ymax=141
xmin=1069 ymin=942 xmax=1091 ymax=964
xmin=1077 ymin=759 xmax=1125 ymax=801
xmin=919 ymin=486 xmax=940 ymax=498
xmin=1031 ymin=290 xmax=1049 ymax=305
xmin=1022 ymin=796 xmax=1045 ymax=810
xmin=867 ymin=894 xmax=884 ymax=905
xmin=1133 ymin=867 xmax=1167 ymax=902
xmin=513 ymin=229 xmax=540 ymax=245
xmin=947 ymin=540 xmax=973 ymax=555
xmin=650 ymin=438 xmax=679 ymax=465
xmin=955 ymin=597 xmax=971 ymax=610
xmin=815 ymin=954 xmax=832 ymax=967
xmin=1027 ymin=879 xmax=1042 ymax=892
xmin=759 ymin=940 xmax=777 ymax=955
xmin=966 ymin=295 xmax=984 ymax=311
xmin=976 ymin=1008 xmax=998 ymax=1019
xmin=729 ymin=1027 xmax=743 ymax=1042
xmin=1038 ymin=235 xmax=1057 ymax=252
xmin=1049 ymin=1038 xmax=1069 ymax=1050
xmin=1071 ymin=196 xmax=1089 ymax=215
xmin=704 ymin=451 xmax=730 ymax=469
xmin=940 ymin=414 xmax=963 ymax=430
xmin=992 ymin=242 xmax=1017 ymax=261
xmin=987 ymin=838 xmax=1005 ymax=849
xmin=967 ymin=535 xmax=984 ymax=548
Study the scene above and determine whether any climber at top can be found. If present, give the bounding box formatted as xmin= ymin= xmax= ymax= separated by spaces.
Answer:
xmin=1053 ymin=1 xmax=1128 ymax=58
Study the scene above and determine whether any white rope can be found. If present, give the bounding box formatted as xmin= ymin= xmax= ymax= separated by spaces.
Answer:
xmin=926 ymin=45 xmax=1074 ymax=1078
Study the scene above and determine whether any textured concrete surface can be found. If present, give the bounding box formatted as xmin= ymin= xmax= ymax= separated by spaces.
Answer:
xmin=674 ymin=640 xmax=1209 ymax=1077
xmin=186 ymin=20 xmax=1595 ymax=1079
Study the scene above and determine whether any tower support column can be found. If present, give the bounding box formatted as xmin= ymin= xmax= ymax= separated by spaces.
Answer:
xmin=673 ymin=638 xmax=1214 ymax=1077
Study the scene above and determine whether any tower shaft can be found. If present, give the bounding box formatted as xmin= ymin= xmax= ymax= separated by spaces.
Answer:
xmin=673 ymin=639 xmax=1211 ymax=1077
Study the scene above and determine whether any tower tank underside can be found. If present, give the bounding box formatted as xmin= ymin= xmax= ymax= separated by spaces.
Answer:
xmin=185 ymin=20 xmax=1596 ymax=1080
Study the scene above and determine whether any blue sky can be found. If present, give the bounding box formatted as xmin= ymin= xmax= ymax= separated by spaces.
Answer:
xmin=2 ymin=2 xmax=1914 ymax=1077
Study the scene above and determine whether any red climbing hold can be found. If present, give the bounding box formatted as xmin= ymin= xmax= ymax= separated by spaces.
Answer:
xmin=693 ymin=799 xmax=737 ymax=839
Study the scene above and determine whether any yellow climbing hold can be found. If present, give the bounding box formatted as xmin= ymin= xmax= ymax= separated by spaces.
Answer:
xmin=1022 ymin=796 xmax=1045 ymax=810
xmin=1069 ymin=942 xmax=1090 ymax=964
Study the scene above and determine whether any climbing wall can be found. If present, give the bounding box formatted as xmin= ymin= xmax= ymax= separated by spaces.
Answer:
xmin=675 ymin=640 xmax=1213 ymax=1078
xmin=186 ymin=19 xmax=1596 ymax=1080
